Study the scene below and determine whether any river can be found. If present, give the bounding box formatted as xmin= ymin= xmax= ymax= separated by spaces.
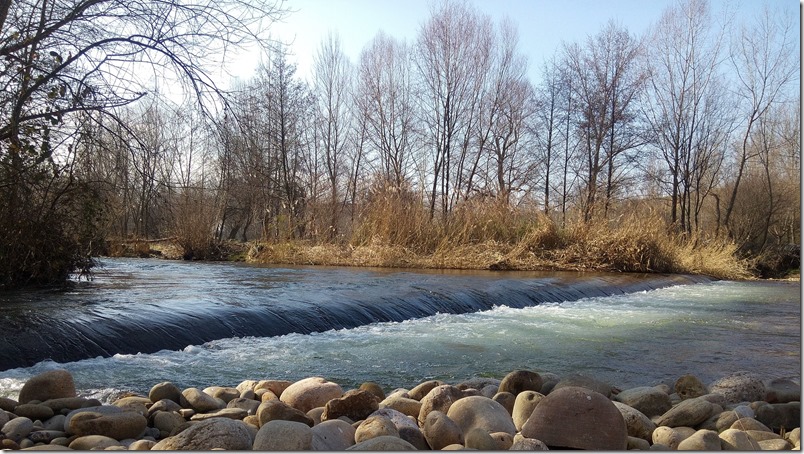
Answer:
xmin=0 ymin=258 xmax=799 ymax=401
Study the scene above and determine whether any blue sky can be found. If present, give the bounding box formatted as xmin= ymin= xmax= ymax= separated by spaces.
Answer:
xmin=223 ymin=0 xmax=799 ymax=85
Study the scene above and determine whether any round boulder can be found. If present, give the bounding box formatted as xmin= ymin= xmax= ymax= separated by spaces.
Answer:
xmin=422 ymin=410 xmax=463 ymax=450
xmin=68 ymin=435 xmax=122 ymax=450
xmin=151 ymin=417 xmax=252 ymax=450
xmin=417 ymin=385 xmax=464 ymax=425
xmin=677 ymin=429 xmax=720 ymax=451
xmin=708 ymin=371 xmax=766 ymax=404
xmin=18 ymin=370 xmax=76 ymax=404
xmin=181 ymin=388 xmax=224 ymax=413
xmin=253 ymin=420 xmax=313 ymax=450
xmin=280 ymin=377 xmax=343 ymax=414
xmin=379 ymin=395 xmax=421 ymax=417
xmin=257 ymin=398 xmax=314 ymax=427
xmin=2 ymin=416 xmax=34 ymax=442
xmin=512 ymin=391 xmax=544 ymax=431
xmin=149 ymin=382 xmax=181 ymax=404
xmin=355 ymin=415 xmax=399 ymax=443
xmin=498 ymin=370 xmax=543 ymax=396
xmin=446 ymin=395 xmax=516 ymax=436
xmin=312 ymin=419 xmax=356 ymax=450
xmin=520 ymin=386 xmax=627 ymax=450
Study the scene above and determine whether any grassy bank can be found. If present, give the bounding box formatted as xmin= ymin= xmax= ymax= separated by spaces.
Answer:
xmin=245 ymin=202 xmax=752 ymax=280
xmin=106 ymin=200 xmax=779 ymax=281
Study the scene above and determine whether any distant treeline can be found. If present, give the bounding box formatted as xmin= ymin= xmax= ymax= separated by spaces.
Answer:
xmin=0 ymin=0 xmax=798 ymax=288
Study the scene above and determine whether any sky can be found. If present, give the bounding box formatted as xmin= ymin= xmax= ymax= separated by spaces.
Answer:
xmin=221 ymin=0 xmax=799 ymax=86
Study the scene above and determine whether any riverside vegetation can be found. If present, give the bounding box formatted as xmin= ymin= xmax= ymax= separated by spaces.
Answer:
xmin=1 ymin=0 xmax=799 ymax=290
xmin=0 ymin=368 xmax=799 ymax=450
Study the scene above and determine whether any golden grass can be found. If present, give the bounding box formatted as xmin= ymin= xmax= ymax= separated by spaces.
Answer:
xmin=247 ymin=198 xmax=751 ymax=280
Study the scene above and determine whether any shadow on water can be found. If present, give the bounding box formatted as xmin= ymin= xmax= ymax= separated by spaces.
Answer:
xmin=0 ymin=258 xmax=713 ymax=371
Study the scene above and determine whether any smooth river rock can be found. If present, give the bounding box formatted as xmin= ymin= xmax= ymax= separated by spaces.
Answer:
xmin=67 ymin=409 xmax=147 ymax=440
xmin=256 ymin=398 xmax=314 ymax=427
xmin=417 ymin=385 xmax=464 ymax=425
xmin=612 ymin=400 xmax=656 ymax=441
xmin=252 ymin=419 xmax=313 ymax=450
xmin=422 ymin=410 xmax=463 ymax=450
xmin=311 ymin=419 xmax=356 ymax=450
xmin=674 ymin=374 xmax=709 ymax=400
xmin=615 ymin=386 xmax=672 ymax=417
xmin=149 ymin=382 xmax=182 ymax=404
xmin=18 ymin=370 xmax=76 ymax=404
xmin=280 ymin=377 xmax=343 ymax=414
xmin=708 ymin=371 xmax=766 ymax=404
xmin=512 ymin=390 xmax=544 ymax=431
xmin=655 ymin=397 xmax=715 ymax=428
xmin=446 ymin=395 xmax=517 ymax=436
xmin=498 ymin=370 xmax=543 ymax=396
xmin=355 ymin=415 xmax=399 ymax=443
xmin=181 ymin=388 xmax=224 ymax=413
xmin=521 ymin=386 xmax=627 ymax=450
xmin=152 ymin=417 xmax=253 ymax=450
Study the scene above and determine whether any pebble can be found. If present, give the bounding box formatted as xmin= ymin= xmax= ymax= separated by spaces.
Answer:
xmin=0 ymin=368 xmax=797 ymax=451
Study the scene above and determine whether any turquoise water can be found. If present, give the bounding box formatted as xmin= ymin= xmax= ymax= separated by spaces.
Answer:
xmin=0 ymin=260 xmax=799 ymax=401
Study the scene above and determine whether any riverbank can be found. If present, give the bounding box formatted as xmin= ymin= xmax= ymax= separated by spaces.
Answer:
xmin=0 ymin=368 xmax=799 ymax=450
xmin=106 ymin=224 xmax=766 ymax=282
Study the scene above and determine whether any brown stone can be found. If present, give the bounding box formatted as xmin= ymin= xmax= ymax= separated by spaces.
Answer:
xmin=498 ymin=370 xmax=543 ymax=396
xmin=417 ymin=385 xmax=464 ymax=426
xmin=321 ymin=389 xmax=379 ymax=422
xmin=408 ymin=380 xmax=445 ymax=401
xmin=256 ymin=398 xmax=314 ymax=427
xmin=280 ymin=377 xmax=343 ymax=413
xmin=521 ymin=386 xmax=627 ymax=450
xmin=18 ymin=370 xmax=76 ymax=404
xmin=552 ymin=374 xmax=613 ymax=398
xmin=422 ymin=410 xmax=462 ymax=450
xmin=675 ymin=374 xmax=708 ymax=400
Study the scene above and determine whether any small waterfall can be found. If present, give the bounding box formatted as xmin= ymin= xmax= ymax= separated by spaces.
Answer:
xmin=0 ymin=259 xmax=712 ymax=371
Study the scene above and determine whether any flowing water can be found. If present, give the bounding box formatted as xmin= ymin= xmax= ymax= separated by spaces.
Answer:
xmin=0 ymin=258 xmax=799 ymax=401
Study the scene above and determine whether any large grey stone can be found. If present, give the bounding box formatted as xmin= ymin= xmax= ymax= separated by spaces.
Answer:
xmin=151 ymin=417 xmax=252 ymax=450
xmin=613 ymin=401 xmax=656 ymax=441
xmin=312 ymin=419 xmax=356 ymax=450
xmin=615 ymin=386 xmax=672 ymax=417
xmin=655 ymin=397 xmax=715 ymax=428
xmin=252 ymin=419 xmax=313 ymax=450
xmin=708 ymin=372 xmax=765 ymax=404
xmin=422 ymin=410 xmax=463 ymax=450
xmin=521 ymin=386 xmax=627 ymax=450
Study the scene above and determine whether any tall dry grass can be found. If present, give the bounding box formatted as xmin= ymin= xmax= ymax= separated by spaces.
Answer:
xmin=249 ymin=195 xmax=750 ymax=280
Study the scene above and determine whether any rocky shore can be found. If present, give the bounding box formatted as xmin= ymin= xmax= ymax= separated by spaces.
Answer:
xmin=0 ymin=369 xmax=799 ymax=450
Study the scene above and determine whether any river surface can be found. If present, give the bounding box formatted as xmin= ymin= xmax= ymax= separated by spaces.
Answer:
xmin=0 ymin=258 xmax=799 ymax=401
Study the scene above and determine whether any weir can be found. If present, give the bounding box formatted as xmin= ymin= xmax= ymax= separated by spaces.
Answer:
xmin=0 ymin=259 xmax=712 ymax=371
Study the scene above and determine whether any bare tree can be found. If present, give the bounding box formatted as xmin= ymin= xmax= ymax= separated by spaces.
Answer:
xmin=356 ymin=31 xmax=417 ymax=190
xmin=563 ymin=21 xmax=645 ymax=221
xmin=722 ymin=5 xmax=797 ymax=238
xmin=313 ymin=31 xmax=352 ymax=238
xmin=643 ymin=0 xmax=734 ymax=234
xmin=414 ymin=0 xmax=493 ymax=218
xmin=0 ymin=0 xmax=286 ymax=287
